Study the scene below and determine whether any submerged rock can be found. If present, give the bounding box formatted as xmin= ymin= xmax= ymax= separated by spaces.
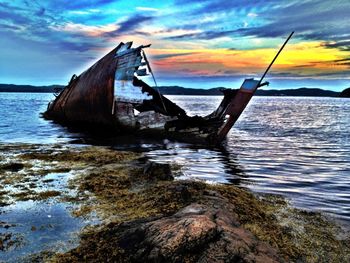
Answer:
xmin=0 ymin=162 xmax=24 ymax=172
xmin=143 ymin=161 xmax=173 ymax=181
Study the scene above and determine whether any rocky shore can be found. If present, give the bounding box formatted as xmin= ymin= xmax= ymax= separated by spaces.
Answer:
xmin=0 ymin=144 xmax=349 ymax=262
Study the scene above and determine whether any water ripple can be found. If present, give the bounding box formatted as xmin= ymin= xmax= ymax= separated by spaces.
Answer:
xmin=0 ymin=93 xmax=349 ymax=222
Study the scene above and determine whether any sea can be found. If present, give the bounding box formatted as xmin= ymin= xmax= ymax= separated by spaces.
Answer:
xmin=0 ymin=92 xmax=349 ymax=224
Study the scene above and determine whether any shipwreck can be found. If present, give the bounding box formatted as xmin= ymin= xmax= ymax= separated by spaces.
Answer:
xmin=44 ymin=33 xmax=293 ymax=144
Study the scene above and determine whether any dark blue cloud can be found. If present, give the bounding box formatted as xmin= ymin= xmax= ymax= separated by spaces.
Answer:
xmin=45 ymin=0 xmax=116 ymax=10
xmin=36 ymin=7 xmax=46 ymax=16
xmin=57 ymin=40 xmax=98 ymax=52
xmin=104 ymin=14 xmax=154 ymax=37
xmin=115 ymin=14 xmax=153 ymax=34
xmin=0 ymin=23 xmax=22 ymax=31
xmin=322 ymin=41 xmax=350 ymax=51
xmin=189 ymin=0 xmax=277 ymax=15
xmin=133 ymin=30 xmax=151 ymax=36
xmin=0 ymin=0 xmax=106 ymax=53
xmin=0 ymin=9 xmax=31 ymax=25
xmin=231 ymin=1 xmax=350 ymax=48
xmin=165 ymin=0 xmax=350 ymax=53
xmin=165 ymin=29 xmax=237 ymax=40
xmin=152 ymin=52 xmax=195 ymax=60
xmin=155 ymin=1 xmax=281 ymax=42
xmin=174 ymin=0 xmax=211 ymax=4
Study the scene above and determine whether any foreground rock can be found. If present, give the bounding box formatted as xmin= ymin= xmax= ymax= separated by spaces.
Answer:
xmin=55 ymin=192 xmax=282 ymax=263
xmin=118 ymin=203 xmax=280 ymax=262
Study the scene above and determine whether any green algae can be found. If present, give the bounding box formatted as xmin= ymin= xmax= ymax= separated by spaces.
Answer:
xmin=0 ymin=233 xmax=24 ymax=251
xmin=0 ymin=162 xmax=25 ymax=172
xmin=19 ymin=146 xmax=136 ymax=165
xmin=36 ymin=190 xmax=61 ymax=200
xmin=0 ymin=190 xmax=11 ymax=207
xmin=65 ymin=160 xmax=187 ymax=221
xmin=0 ymin=144 xmax=136 ymax=204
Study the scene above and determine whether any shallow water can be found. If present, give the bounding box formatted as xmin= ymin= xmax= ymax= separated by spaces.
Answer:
xmin=0 ymin=92 xmax=349 ymax=223
xmin=1 ymin=199 xmax=82 ymax=262
xmin=0 ymin=162 xmax=94 ymax=262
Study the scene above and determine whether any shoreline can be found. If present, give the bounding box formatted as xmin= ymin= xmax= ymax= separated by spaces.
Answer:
xmin=0 ymin=143 xmax=349 ymax=262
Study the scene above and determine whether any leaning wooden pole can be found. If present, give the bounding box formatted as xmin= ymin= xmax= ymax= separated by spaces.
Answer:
xmin=215 ymin=32 xmax=294 ymax=143
xmin=259 ymin=31 xmax=294 ymax=85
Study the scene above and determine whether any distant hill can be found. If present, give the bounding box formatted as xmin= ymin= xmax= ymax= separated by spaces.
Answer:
xmin=157 ymin=86 xmax=340 ymax=97
xmin=157 ymin=86 xmax=226 ymax=95
xmin=255 ymin=87 xmax=339 ymax=97
xmin=0 ymin=84 xmax=64 ymax=93
xmin=339 ymin=87 xmax=350 ymax=98
xmin=0 ymin=83 xmax=342 ymax=97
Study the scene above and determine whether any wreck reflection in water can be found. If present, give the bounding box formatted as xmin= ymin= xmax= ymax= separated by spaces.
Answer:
xmin=0 ymin=93 xmax=349 ymax=222
xmin=144 ymin=143 xmax=248 ymax=185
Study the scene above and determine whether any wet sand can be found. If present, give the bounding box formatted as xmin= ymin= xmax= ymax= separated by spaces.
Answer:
xmin=0 ymin=143 xmax=349 ymax=262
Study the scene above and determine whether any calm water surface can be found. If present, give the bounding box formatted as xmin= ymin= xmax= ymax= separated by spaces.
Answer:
xmin=0 ymin=92 xmax=349 ymax=222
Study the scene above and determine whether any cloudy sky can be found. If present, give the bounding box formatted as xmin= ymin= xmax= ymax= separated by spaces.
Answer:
xmin=0 ymin=0 xmax=349 ymax=90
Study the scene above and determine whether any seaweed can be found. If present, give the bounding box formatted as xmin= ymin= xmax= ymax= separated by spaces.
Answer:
xmin=0 ymin=233 xmax=24 ymax=251
xmin=1 ymin=143 xmax=349 ymax=262
xmin=213 ymin=186 xmax=350 ymax=262
xmin=0 ymin=162 xmax=24 ymax=172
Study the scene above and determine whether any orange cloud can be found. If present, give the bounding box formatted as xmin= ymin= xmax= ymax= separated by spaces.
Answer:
xmin=148 ymin=41 xmax=350 ymax=78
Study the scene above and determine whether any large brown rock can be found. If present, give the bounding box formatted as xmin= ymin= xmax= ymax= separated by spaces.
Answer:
xmin=115 ymin=194 xmax=283 ymax=263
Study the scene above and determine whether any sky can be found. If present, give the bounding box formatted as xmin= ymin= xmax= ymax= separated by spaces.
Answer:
xmin=0 ymin=0 xmax=349 ymax=91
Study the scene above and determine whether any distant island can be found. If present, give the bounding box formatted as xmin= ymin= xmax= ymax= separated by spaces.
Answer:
xmin=0 ymin=84 xmax=63 ymax=93
xmin=156 ymin=86 xmax=342 ymax=97
xmin=339 ymin=87 xmax=350 ymax=98
xmin=0 ymin=83 xmax=349 ymax=97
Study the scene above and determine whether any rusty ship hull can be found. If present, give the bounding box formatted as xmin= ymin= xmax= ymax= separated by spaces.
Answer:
xmin=44 ymin=34 xmax=293 ymax=144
